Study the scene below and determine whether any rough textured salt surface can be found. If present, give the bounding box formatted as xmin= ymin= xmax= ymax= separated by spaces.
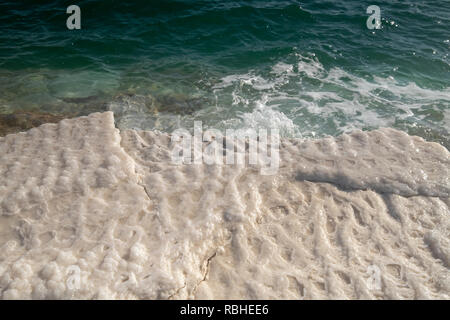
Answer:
xmin=0 ymin=112 xmax=449 ymax=299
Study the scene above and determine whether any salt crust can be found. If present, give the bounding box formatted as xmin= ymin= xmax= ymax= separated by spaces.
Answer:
xmin=0 ymin=112 xmax=448 ymax=299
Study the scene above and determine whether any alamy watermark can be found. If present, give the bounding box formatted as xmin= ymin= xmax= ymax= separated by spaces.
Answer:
xmin=66 ymin=5 xmax=382 ymax=31
xmin=66 ymin=265 xmax=81 ymax=291
xmin=366 ymin=5 xmax=381 ymax=29
xmin=367 ymin=264 xmax=382 ymax=291
xmin=66 ymin=5 xmax=81 ymax=30
xmin=171 ymin=122 xmax=280 ymax=175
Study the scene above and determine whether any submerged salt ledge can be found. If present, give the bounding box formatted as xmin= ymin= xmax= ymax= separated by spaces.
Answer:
xmin=0 ymin=112 xmax=449 ymax=299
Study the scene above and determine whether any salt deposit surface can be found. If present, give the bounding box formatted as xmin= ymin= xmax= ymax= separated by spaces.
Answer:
xmin=0 ymin=112 xmax=448 ymax=299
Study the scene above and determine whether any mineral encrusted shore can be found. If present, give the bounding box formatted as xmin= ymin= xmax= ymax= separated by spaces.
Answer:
xmin=0 ymin=112 xmax=448 ymax=299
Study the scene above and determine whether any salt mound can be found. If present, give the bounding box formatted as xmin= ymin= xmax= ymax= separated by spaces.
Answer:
xmin=0 ymin=112 xmax=448 ymax=299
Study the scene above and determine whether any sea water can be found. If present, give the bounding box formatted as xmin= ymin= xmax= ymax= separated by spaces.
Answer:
xmin=0 ymin=0 xmax=448 ymax=147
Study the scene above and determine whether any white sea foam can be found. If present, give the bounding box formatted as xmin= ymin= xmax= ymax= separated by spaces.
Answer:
xmin=239 ymin=96 xmax=299 ymax=137
xmin=0 ymin=112 xmax=448 ymax=299
xmin=208 ymin=53 xmax=450 ymax=138
xmin=102 ymin=52 xmax=449 ymax=145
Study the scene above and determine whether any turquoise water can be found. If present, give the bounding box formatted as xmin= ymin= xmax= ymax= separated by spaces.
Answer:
xmin=0 ymin=1 xmax=449 ymax=146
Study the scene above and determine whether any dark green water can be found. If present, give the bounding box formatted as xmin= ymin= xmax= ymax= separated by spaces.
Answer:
xmin=0 ymin=1 xmax=449 ymax=146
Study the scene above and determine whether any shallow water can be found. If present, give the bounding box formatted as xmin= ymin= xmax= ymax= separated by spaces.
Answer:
xmin=0 ymin=0 xmax=448 ymax=146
